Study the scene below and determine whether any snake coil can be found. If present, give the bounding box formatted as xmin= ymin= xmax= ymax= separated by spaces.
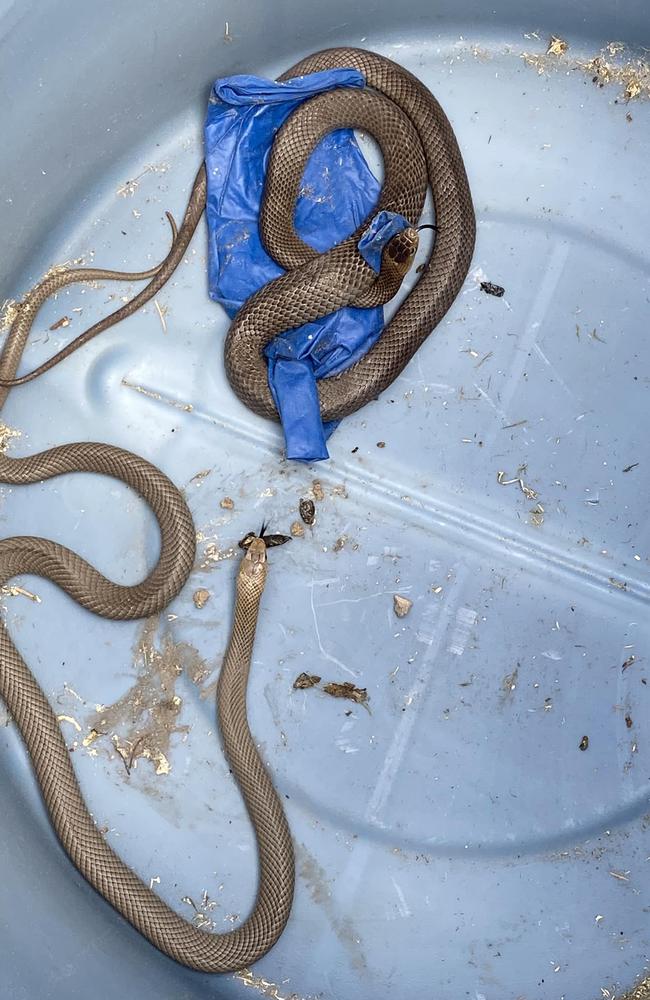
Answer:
xmin=0 ymin=48 xmax=474 ymax=971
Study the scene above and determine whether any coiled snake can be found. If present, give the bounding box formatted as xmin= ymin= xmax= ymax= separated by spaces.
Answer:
xmin=0 ymin=49 xmax=474 ymax=971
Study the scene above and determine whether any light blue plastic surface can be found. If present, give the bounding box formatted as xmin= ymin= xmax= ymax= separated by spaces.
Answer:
xmin=1 ymin=1 xmax=649 ymax=998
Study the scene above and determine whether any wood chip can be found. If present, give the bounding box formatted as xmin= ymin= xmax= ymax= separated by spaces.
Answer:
xmin=49 ymin=315 xmax=71 ymax=330
xmin=393 ymin=594 xmax=413 ymax=618
xmin=579 ymin=735 xmax=589 ymax=751
xmin=290 ymin=520 xmax=305 ymax=537
xmin=193 ymin=588 xmax=211 ymax=609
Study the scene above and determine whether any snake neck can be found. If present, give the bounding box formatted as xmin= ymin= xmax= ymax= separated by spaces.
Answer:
xmin=236 ymin=563 xmax=268 ymax=605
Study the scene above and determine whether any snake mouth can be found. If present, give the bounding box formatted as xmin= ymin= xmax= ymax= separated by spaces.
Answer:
xmin=417 ymin=223 xmax=439 ymax=232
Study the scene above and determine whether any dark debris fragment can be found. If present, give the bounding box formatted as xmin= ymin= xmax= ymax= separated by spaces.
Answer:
xmin=480 ymin=280 xmax=505 ymax=298
xmin=299 ymin=498 xmax=316 ymax=525
xmin=262 ymin=532 xmax=292 ymax=548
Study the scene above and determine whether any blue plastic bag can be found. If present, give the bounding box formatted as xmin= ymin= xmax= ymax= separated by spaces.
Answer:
xmin=204 ymin=69 xmax=407 ymax=461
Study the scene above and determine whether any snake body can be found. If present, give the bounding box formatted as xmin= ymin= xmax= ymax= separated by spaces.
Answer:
xmin=0 ymin=48 xmax=475 ymax=412
xmin=0 ymin=49 xmax=474 ymax=971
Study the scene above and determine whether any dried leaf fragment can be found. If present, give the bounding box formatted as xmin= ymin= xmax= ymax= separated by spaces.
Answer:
xmin=529 ymin=503 xmax=545 ymax=527
xmin=547 ymin=35 xmax=568 ymax=56
xmin=299 ymin=498 xmax=316 ymax=524
xmin=0 ymin=423 xmax=22 ymax=453
xmin=323 ymin=681 xmax=368 ymax=706
xmin=293 ymin=672 xmax=321 ymax=690
xmin=202 ymin=542 xmax=236 ymax=564
xmin=154 ymin=751 xmax=170 ymax=775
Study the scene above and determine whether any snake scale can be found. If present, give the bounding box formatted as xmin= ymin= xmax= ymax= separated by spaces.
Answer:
xmin=0 ymin=49 xmax=474 ymax=970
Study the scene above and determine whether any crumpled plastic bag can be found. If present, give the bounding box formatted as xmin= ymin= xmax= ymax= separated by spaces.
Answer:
xmin=204 ymin=68 xmax=408 ymax=461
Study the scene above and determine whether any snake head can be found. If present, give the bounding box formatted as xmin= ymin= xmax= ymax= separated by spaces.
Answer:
xmin=244 ymin=535 xmax=267 ymax=570
xmin=238 ymin=535 xmax=268 ymax=580
xmin=382 ymin=227 xmax=419 ymax=277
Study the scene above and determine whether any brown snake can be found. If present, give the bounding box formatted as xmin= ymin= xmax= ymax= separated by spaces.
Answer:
xmin=0 ymin=48 xmax=474 ymax=971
